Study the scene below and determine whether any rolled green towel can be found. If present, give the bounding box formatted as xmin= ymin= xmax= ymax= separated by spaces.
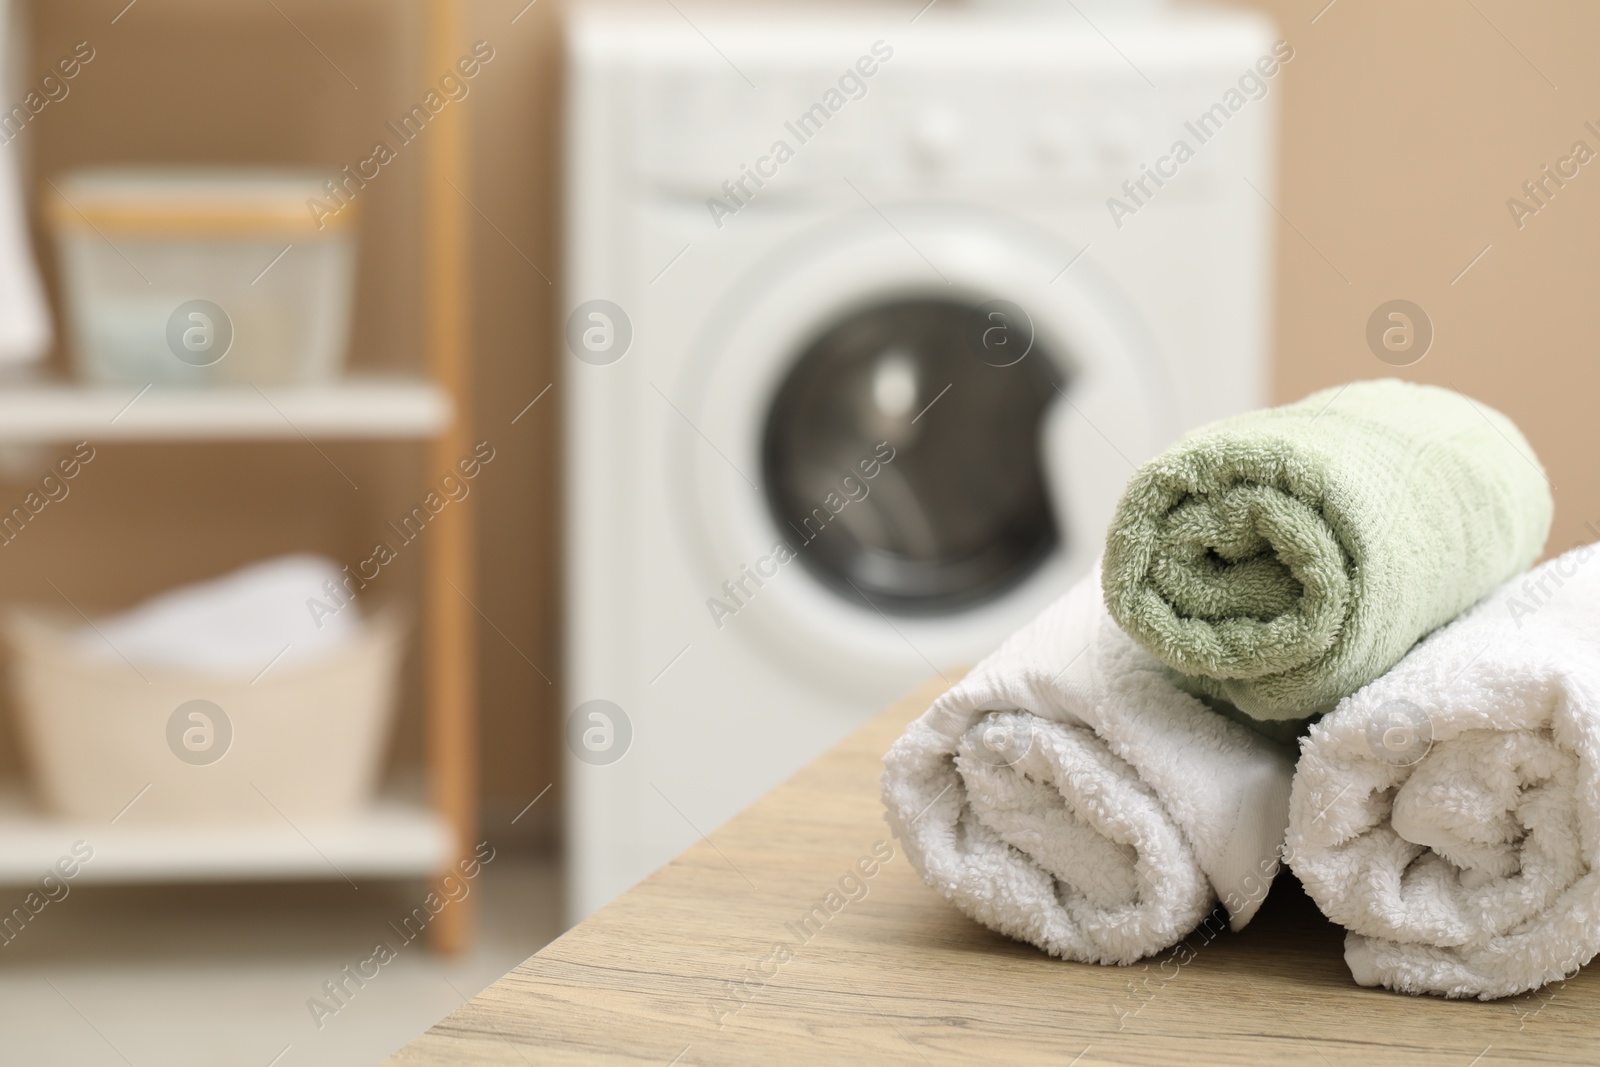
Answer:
xmin=1101 ymin=379 xmax=1552 ymax=722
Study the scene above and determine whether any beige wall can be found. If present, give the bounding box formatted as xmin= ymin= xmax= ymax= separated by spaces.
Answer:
xmin=1244 ymin=0 xmax=1595 ymax=557
xmin=7 ymin=0 xmax=1594 ymax=845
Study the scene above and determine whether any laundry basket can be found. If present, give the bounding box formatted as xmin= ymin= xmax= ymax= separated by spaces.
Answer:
xmin=3 ymin=607 xmax=405 ymax=824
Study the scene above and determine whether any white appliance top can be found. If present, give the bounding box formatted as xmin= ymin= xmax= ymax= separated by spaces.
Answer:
xmin=568 ymin=3 xmax=1270 ymax=64
xmin=570 ymin=3 xmax=1277 ymax=198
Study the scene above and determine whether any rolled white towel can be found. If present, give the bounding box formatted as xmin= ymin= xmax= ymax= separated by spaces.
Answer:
xmin=881 ymin=568 xmax=1296 ymax=965
xmin=1288 ymin=542 xmax=1600 ymax=999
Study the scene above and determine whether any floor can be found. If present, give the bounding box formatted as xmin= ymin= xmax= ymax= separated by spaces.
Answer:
xmin=0 ymin=857 xmax=563 ymax=1066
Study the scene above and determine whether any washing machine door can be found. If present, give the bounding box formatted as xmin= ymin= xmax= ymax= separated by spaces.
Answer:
xmin=674 ymin=205 xmax=1174 ymax=679
xmin=761 ymin=295 xmax=1064 ymax=614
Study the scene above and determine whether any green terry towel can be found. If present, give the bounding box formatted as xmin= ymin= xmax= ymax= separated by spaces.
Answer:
xmin=1101 ymin=379 xmax=1552 ymax=722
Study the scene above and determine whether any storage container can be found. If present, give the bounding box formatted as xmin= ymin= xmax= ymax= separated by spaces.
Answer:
xmin=3 ymin=607 xmax=403 ymax=824
xmin=47 ymin=167 xmax=358 ymax=386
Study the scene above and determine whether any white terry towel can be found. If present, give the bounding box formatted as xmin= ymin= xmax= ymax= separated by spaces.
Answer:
xmin=76 ymin=554 xmax=363 ymax=674
xmin=882 ymin=568 xmax=1296 ymax=965
xmin=1288 ymin=543 xmax=1600 ymax=999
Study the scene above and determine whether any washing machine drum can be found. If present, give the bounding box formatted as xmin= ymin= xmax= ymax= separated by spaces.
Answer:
xmin=762 ymin=297 xmax=1064 ymax=616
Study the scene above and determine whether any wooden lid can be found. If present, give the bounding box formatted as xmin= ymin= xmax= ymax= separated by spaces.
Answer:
xmin=46 ymin=167 xmax=357 ymax=236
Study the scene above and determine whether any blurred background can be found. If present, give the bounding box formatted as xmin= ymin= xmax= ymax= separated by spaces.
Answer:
xmin=0 ymin=0 xmax=1594 ymax=1062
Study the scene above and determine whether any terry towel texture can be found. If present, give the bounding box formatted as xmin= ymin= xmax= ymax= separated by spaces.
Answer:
xmin=882 ymin=569 xmax=1295 ymax=965
xmin=1288 ymin=545 xmax=1600 ymax=999
xmin=1101 ymin=379 xmax=1552 ymax=721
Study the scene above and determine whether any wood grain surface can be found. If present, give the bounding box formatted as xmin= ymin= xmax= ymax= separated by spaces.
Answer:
xmin=390 ymin=677 xmax=1600 ymax=1066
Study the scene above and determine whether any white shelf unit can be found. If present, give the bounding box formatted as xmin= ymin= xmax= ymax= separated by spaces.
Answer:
xmin=2 ymin=0 xmax=480 ymax=950
xmin=0 ymin=377 xmax=455 ymax=891
xmin=0 ymin=376 xmax=451 ymax=443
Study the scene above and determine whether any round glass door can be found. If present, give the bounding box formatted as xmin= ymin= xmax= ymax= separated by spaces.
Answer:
xmin=761 ymin=297 xmax=1064 ymax=615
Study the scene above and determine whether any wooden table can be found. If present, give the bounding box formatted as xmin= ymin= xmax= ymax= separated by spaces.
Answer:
xmin=390 ymin=679 xmax=1600 ymax=1066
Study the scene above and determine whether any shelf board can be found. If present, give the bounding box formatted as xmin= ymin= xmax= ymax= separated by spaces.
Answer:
xmin=0 ymin=791 xmax=453 ymax=885
xmin=0 ymin=376 xmax=452 ymax=443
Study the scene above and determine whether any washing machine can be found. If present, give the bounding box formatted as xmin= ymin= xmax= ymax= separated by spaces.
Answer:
xmin=563 ymin=1 xmax=1278 ymax=920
